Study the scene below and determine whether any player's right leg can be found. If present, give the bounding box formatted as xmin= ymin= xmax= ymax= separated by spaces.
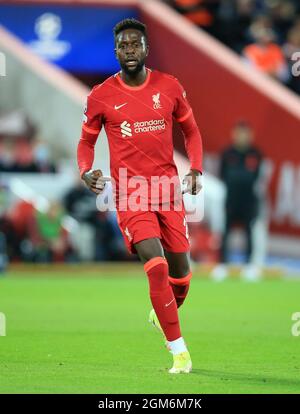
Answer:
xmin=149 ymin=251 xmax=192 ymax=330
xmin=134 ymin=237 xmax=180 ymax=346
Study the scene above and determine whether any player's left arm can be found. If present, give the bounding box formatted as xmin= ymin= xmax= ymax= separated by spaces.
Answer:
xmin=173 ymin=79 xmax=203 ymax=195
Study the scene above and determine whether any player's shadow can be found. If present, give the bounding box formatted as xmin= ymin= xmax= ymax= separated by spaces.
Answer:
xmin=191 ymin=368 xmax=300 ymax=388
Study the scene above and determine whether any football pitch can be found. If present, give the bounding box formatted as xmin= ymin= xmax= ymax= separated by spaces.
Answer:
xmin=0 ymin=264 xmax=299 ymax=394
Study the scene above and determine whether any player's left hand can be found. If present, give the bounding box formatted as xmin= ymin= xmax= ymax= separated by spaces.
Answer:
xmin=182 ymin=169 xmax=202 ymax=195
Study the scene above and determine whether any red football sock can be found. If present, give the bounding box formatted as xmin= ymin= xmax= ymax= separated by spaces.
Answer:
xmin=144 ymin=257 xmax=181 ymax=342
xmin=168 ymin=272 xmax=192 ymax=308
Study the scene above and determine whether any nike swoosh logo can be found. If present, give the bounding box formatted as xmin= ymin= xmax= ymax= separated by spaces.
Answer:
xmin=114 ymin=103 xmax=127 ymax=110
xmin=165 ymin=298 xmax=175 ymax=308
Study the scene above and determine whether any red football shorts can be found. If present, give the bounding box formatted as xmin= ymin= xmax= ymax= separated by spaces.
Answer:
xmin=116 ymin=205 xmax=190 ymax=254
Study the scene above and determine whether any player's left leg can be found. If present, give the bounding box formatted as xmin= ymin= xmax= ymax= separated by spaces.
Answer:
xmin=164 ymin=251 xmax=192 ymax=308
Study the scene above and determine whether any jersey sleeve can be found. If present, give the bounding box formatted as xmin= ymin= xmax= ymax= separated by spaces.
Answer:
xmin=77 ymin=87 xmax=104 ymax=177
xmin=82 ymin=87 xmax=104 ymax=134
xmin=172 ymin=78 xmax=192 ymax=123
xmin=171 ymin=78 xmax=203 ymax=173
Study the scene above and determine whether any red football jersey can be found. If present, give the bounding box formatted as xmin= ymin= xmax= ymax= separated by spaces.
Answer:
xmin=78 ymin=68 xmax=202 ymax=206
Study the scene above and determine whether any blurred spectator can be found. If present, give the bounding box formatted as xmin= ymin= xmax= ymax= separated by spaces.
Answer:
xmin=0 ymin=109 xmax=34 ymax=137
xmin=64 ymin=179 xmax=98 ymax=223
xmin=268 ymin=0 xmax=297 ymax=42
xmin=243 ymin=27 xmax=289 ymax=81
xmin=0 ymin=183 xmax=9 ymax=271
xmin=0 ymin=110 xmax=56 ymax=173
xmin=293 ymin=15 xmax=300 ymax=30
xmin=167 ymin=0 xmax=300 ymax=93
xmin=63 ymin=180 xmax=128 ymax=261
xmin=247 ymin=14 xmax=273 ymax=43
xmin=0 ymin=139 xmax=18 ymax=172
xmin=94 ymin=211 xmax=127 ymax=261
xmin=0 ymin=136 xmax=56 ymax=173
xmin=29 ymin=201 xmax=74 ymax=262
xmin=6 ymin=200 xmax=36 ymax=261
xmin=214 ymin=0 xmax=257 ymax=51
xmin=32 ymin=138 xmax=56 ymax=173
xmin=167 ymin=0 xmax=219 ymax=33
xmin=283 ymin=26 xmax=300 ymax=93
xmin=212 ymin=121 xmax=263 ymax=280
xmin=1 ymin=182 xmax=128 ymax=263
xmin=0 ymin=232 xmax=8 ymax=272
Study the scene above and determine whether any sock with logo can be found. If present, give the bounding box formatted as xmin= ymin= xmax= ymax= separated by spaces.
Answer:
xmin=144 ymin=257 xmax=181 ymax=342
xmin=168 ymin=272 xmax=192 ymax=308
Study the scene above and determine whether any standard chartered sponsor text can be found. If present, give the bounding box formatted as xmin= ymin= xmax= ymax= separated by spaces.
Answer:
xmin=134 ymin=119 xmax=165 ymax=133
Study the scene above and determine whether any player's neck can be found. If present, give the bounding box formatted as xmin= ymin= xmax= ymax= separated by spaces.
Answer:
xmin=120 ymin=67 xmax=147 ymax=87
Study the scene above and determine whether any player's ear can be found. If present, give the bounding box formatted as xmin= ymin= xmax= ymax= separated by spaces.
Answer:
xmin=145 ymin=43 xmax=149 ymax=57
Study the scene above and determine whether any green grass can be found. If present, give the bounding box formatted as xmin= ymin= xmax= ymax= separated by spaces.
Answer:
xmin=0 ymin=267 xmax=299 ymax=393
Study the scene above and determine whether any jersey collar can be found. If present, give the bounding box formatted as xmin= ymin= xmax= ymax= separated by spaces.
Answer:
xmin=115 ymin=68 xmax=151 ymax=91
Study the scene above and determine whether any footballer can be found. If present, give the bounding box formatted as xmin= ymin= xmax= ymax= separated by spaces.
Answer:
xmin=77 ymin=18 xmax=203 ymax=373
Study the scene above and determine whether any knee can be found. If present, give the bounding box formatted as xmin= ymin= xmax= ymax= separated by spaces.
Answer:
xmin=168 ymin=262 xmax=190 ymax=278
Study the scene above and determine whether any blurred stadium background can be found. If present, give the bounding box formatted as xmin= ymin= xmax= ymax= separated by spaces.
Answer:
xmin=0 ymin=0 xmax=300 ymax=394
xmin=1 ymin=0 xmax=300 ymax=275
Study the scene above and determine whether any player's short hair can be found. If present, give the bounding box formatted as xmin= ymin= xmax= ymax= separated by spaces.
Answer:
xmin=114 ymin=18 xmax=148 ymax=43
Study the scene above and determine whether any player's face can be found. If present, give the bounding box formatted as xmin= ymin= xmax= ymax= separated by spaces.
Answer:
xmin=115 ymin=29 xmax=148 ymax=75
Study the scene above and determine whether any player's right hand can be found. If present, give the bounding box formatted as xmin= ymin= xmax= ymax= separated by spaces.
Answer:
xmin=82 ymin=169 xmax=111 ymax=195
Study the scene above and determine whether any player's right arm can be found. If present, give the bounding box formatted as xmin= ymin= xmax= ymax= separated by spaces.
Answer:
xmin=77 ymin=87 xmax=106 ymax=194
